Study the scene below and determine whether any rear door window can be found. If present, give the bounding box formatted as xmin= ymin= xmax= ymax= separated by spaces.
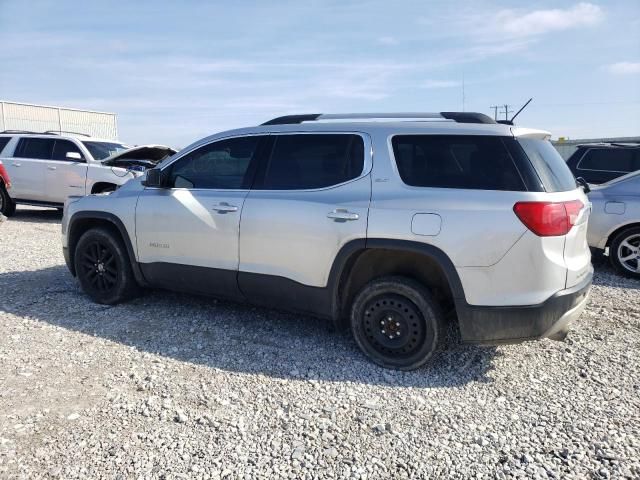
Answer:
xmin=52 ymin=140 xmax=85 ymax=161
xmin=391 ymin=135 xmax=526 ymax=191
xmin=578 ymin=149 xmax=635 ymax=173
xmin=0 ymin=137 xmax=11 ymax=155
xmin=260 ymin=134 xmax=364 ymax=190
xmin=516 ymin=138 xmax=577 ymax=192
xmin=15 ymin=138 xmax=55 ymax=160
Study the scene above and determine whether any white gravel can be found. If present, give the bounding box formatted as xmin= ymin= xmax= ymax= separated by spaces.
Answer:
xmin=1 ymin=207 xmax=639 ymax=479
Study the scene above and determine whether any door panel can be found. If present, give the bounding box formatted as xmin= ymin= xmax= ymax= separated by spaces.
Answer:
xmin=46 ymin=140 xmax=88 ymax=201
xmin=4 ymin=158 xmax=47 ymax=201
xmin=239 ymin=132 xmax=371 ymax=293
xmin=134 ymin=135 xmax=267 ymax=299
xmin=239 ymin=175 xmax=370 ymax=288
xmin=46 ymin=161 xmax=88 ymax=201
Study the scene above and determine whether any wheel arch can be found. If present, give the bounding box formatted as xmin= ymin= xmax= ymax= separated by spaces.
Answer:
xmin=328 ymin=238 xmax=466 ymax=328
xmin=67 ymin=211 xmax=146 ymax=285
xmin=605 ymin=222 xmax=640 ymax=249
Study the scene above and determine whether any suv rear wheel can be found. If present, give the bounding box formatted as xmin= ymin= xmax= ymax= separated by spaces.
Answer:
xmin=74 ymin=227 xmax=141 ymax=304
xmin=609 ymin=227 xmax=640 ymax=279
xmin=0 ymin=185 xmax=16 ymax=217
xmin=350 ymin=276 xmax=444 ymax=370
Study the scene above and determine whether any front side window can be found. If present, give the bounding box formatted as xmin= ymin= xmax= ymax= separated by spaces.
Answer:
xmin=392 ymin=135 xmax=526 ymax=191
xmin=52 ymin=140 xmax=84 ymax=161
xmin=15 ymin=138 xmax=55 ymax=159
xmin=82 ymin=141 xmax=129 ymax=160
xmin=579 ymin=149 xmax=635 ymax=173
xmin=167 ymin=136 xmax=263 ymax=189
xmin=261 ymin=134 xmax=364 ymax=190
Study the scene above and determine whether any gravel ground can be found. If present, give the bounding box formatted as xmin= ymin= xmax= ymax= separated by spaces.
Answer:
xmin=1 ymin=207 xmax=639 ymax=479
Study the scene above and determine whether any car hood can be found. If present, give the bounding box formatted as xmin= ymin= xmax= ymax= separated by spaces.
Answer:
xmin=101 ymin=145 xmax=177 ymax=166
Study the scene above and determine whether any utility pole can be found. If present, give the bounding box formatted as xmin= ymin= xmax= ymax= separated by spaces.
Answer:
xmin=501 ymin=104 xmax=513 ymax=121
xmin=490 ymin=105 xmax=499 ymax=121
xmin=461 ymin=73 xmax=465 ymax=112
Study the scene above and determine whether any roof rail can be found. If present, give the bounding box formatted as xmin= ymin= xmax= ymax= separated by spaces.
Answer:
xmin=261 ymin=112 xmax=496 ymax=126
xmin=44 ymin=130 xmax=91 ymax=137
xmin=0 ymin=129 xmax=57 ymax=135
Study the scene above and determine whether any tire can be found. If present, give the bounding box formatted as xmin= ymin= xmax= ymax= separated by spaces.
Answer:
xmin=609 ymin=227 xmax=640 ymax=279
xmin=0 ymin=185 xmax=16 ymax=217
xmin=74 ymin=227 xmax=141 ymax=304
xmin=350 ymin=276 xmax=445 ymax=370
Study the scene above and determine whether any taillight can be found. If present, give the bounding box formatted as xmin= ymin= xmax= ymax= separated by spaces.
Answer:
xmin=0 ymin=164 xmax=10 ymax=189
xmin=513 ymin=200 xmax=583 ymax=237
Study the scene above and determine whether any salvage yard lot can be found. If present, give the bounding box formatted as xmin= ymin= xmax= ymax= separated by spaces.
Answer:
xmin=1 ymin=208 xmax=639 ymax=479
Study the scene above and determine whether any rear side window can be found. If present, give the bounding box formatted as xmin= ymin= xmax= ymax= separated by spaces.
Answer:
xmin=516 ymin=138 xmax=577 ymax=192
xmin=578 ymin=149 xmax=636 ymax=173
xmin=262 ymin=134 xmax=364 ymax=190
xmin=52 ymin=140 xmax=84 ymax=161
xmin=15 ymin=138 xmax=55 ymax=159
xmin=392 ymin=135 xmax=526 ymax=191
xmin=0 ymin=137 xmax=11 ymax=154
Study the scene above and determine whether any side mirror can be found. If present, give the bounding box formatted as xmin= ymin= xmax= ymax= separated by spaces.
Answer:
xmin=66 ymin=151 xmax=83 ymax=161
xmin=576 ymin=177 xmax=591 ymax=194
xmin=143 ymin=168 xmax=168 ymax=188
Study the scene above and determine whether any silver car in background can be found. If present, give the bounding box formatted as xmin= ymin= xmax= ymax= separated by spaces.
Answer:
xmin=588 ymin=171 xmax=640 ymax=278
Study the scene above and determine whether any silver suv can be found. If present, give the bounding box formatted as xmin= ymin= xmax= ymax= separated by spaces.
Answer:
xmin=62 ymin=112 xmax=593 ymax=370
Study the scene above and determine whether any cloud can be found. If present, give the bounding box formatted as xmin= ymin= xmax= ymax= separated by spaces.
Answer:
xmin=495 ymin=2 xmax=604 ymax=38
xmin=605 ymin=62 xmax=640 ymax=75
xmin=377 ymin=36 xmax=399 ymax=46
xmin=422 ymin=80 xmax=461 ymax=89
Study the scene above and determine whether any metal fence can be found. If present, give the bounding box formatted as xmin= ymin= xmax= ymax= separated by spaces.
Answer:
xmin=0 ymin=101 xmax=118 ymax=140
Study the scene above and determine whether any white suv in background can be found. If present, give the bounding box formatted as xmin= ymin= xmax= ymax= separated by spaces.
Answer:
xmin=62 ymin=112 xmax=593 ymax=370
xmin=0 ymin=131 xmax=175 ymax=216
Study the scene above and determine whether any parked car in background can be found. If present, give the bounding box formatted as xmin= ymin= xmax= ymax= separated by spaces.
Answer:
xmin=588 ymin=170 xmax=640 ymax=278
xmin=0 ymin=130 xmax=175 ymax=216
xmin=567 ymin=143 xmax=640 ymax=184
xmin=62 ymin=112 xmax=592 ymax=370
xmin=0 ymin=157 xmax=12 ymax=215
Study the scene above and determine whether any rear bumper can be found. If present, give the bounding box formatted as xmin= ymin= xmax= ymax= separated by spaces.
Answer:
xmin=457 ymin=269 xmax=593 ymax=344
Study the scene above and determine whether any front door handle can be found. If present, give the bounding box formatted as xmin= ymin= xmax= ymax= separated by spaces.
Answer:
xmin=12 ymin=162 xmax=21 ymax=167
xmin=212 ymin=202 xmax=238 ymax=213
xmin=327 ymin=209 xmax=359 ymax=221
xmin=48 ymin=166 xmax=57 ymax=170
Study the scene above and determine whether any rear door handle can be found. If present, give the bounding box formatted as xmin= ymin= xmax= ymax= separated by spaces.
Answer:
xmin=12 ymin=162 xmax=21 ymax=167
xmin=327 ymin=209 xmax=359 ymax=221
xmin=48 ymin=166 xmax=57 ymax=170
xmin=212 ymin=202 xmax=238 ymax=213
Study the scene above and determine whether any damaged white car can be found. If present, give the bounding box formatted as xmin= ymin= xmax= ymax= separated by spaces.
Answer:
xmin=0 ymin=131 xmax=175 ymax=215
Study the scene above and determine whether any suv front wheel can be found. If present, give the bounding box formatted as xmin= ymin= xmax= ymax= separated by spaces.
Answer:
xmin=350 ymin=276 xmax=444 ymax=370
xmin=74 ymin=227 xmax=141 ymax=304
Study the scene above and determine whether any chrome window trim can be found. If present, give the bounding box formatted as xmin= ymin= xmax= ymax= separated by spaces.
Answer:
xmin=154 ymin=131 xmax=373 ymax=193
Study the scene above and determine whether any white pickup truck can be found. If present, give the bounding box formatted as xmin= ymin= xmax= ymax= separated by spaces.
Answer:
xmin=0 ymin=131 xmax=175 ymax=216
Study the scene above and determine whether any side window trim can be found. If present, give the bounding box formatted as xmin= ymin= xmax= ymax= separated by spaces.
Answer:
xmin=159 ymin=134 xmax=269 ymax=191
xmin=577 ymin=148 xmax=633 ymax=174
xmin=251 ymin=131 xmax=372 ymax=192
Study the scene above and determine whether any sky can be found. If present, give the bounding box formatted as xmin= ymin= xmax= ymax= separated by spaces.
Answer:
xmin=0 ymin=0 xmax=639 ymax=147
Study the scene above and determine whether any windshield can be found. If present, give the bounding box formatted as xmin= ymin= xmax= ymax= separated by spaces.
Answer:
xmin=82 ymin=141 xmax=129 ymax=160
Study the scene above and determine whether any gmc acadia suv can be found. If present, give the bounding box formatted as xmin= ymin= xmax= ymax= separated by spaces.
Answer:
xmin=62 ymin=112 xmax=593 ymax=370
